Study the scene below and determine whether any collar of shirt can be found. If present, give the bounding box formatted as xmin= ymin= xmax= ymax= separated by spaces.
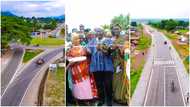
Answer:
xmin=96 ymin=37 xmax=106 ymax=44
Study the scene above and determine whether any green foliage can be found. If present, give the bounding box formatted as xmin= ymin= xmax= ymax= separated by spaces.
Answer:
xmin=1 ymin=16 xmax=32 ymax=48
xmin=1 ymin=15 xmax=60 ymax=49
xmin=111 ymin=14 xmax=130 ymax=30
xmin=44 ymin=67 xmax=65 ymax=105
xmin=136 ymin=35 xmax=151 ymax=50
xmin=177 ymin=29 xmax=188 ymax=34
xmin=31 ymin=37 xmax=64 ymax=46
xmin=130 ymin=67 xmax=143 ymax=97
xmin=43 ymin=19 xmax=57 ymax=30
xmin=101 ymin=24 xmax=110 ymax=30
xmin=31 ymin=16 xmax=58 ymax=30
xmin=60 ymin=28 xmax=65 ymax=35
xmin=149 ymin=19 xmax=189 ymax=31
xmin=23 ymin=49 xmax=43 ymax=63
xmin=184 ymin=56 xmax=189 ymax=73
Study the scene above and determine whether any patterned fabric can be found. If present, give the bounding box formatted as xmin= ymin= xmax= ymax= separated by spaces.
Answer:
xmin=67 ymin=46 xmax=98 ymax=99
xmin=87 ymin=38 xmax=114 ymax=72
xmin=112 ymin=37 xmax=129 ymax=104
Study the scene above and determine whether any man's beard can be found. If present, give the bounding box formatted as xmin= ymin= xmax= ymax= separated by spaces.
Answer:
xmin=112 ymin=32 xmax=120 ymax=36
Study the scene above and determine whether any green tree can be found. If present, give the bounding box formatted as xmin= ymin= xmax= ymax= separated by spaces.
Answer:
xmin=101 ymin=24 xmax=110 ymax=30
xmin=165 ymin=19 xmax=178 ymax=31
xmin=1 ymin=16 xmax=32 ymax=48
xmin=43 ymin=19 xmax=57 ymax=30
xmin=150 ymin=19 xmax=187 ymax=31
xmin=111 ymin=14 xmax=130 ymax=30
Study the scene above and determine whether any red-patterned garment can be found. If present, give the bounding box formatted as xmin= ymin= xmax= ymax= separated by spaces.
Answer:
xmin=67 ymin=46 xmax=98 ymax=99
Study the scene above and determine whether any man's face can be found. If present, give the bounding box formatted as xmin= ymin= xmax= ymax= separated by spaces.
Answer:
xmin=96 ymin=30 xmax=103 ymax=39
xmin=112 ymin=26 xmax=121 ymax=36
xmin=79 ymin=26 xmax=84 ymax=32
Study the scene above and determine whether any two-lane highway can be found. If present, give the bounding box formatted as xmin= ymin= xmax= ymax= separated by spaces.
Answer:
xmin=1 ymin=47 xmax=64 ymax=106
xmin=143 ymin=26 xmax=185 ymax=106
xmin=1 ymin=47 xmax=24 ymax=95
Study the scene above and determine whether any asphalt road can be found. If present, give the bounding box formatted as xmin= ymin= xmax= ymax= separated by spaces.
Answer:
xmin=1 ymin=47 xmax=64 ymax=106
xmin=1 ymin=47 xmax=24 ymax=95
xmin=144 ymin=27 xmax=185 ymax=106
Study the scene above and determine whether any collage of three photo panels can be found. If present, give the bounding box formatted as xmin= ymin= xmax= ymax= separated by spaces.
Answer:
xmin=1 ymin=0 xmax=190 ymax=106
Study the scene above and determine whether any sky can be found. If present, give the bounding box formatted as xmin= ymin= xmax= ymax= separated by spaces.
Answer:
xmin=1 ymin=0 xmax=189 ymax=30
xmin=1 ymin=0 xmax=65 ymax=17
xmin=66 ymin=0 xmax=190 ymax=31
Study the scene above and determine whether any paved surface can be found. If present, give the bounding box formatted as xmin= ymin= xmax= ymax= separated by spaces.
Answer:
xmin=144 ymin=27 xmax=185 ymax=106
xmin=131 ymin=25 xmax=187 ymax=106
xmin=1 ymin=49 xmax=13 ymax=73
xmin=1 ymin=47 xmax=24 ymax=95
xmin=20 ymin=52 xmax=63 ymax=106
xmin=1 ymin=47 xmax=64 ymax=106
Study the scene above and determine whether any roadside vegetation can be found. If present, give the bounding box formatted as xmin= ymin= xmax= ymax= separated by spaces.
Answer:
xmin=131 ymin=57 xmax=145 ymax=96
xmin=130 ymin=23 xmax=151 ymax=96
xmin=23 ymin=49 xmax=43 ymax=63
xmin=136 ymin=35 xmax=151 ymax=50
xmin=31 ymin=37 xmax=64 ymax=46
xmin=43 ymin=67 xmax=65 ymax=106
xmin=149 ymin=19 xmax=189 ymax=73
xmin=1 ymin=12 xmax=64 ymax=50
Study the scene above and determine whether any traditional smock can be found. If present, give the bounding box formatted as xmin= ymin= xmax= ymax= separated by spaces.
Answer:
xmin=66 ymin=46 xmax=98 ymax=100
xmin=87 ymin=38 xmax=114 ymax=72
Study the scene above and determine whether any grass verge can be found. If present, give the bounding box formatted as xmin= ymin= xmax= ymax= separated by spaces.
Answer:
xmin=23 ymin=49 xmax=43 ymax=63
xmin=43 ymin=67 xmax=65 ymax=106
xmin=130 ymin=56 xmax=145 ymax=97
xmin=136 ymin=34 xmax=151 ymax=50
xmin=31 ymin=37 xmax=64 ymax=46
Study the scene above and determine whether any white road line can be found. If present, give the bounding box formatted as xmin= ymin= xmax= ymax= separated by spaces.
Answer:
xmin=175 ymin=65 xmax=186 ymax=105
xmin=144 ymin=31 xmax=155 ymax=106
xmin=19 ymin=51 xmax=62 ymax=106
xmin=144 ymin=66 xmax=154 ymax=106
xmin=1 ymin=49 xmax=25 ymax=97
xmin=168 ymin=39 xmax=186 ymax=106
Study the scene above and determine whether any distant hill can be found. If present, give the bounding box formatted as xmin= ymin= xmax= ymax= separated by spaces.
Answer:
xmin=1 ymin=11 xmax=65 ymax=22
xmin=49 ymin=15 xmax=65 ymax=22
xmin=1 ymin=11 xmax=64 ymax=19
xmin=1 ymin=11 xmax=16 ymax=16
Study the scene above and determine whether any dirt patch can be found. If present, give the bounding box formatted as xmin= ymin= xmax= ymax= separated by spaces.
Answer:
xmin=131 ymin=49 xmax=148 ymax=70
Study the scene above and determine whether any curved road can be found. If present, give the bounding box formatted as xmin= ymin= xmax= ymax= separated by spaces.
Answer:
xmin=143 ymin=26 xmax=185 ymax=106
xmin=1 ymin=47 xmax=64 ymax=106
xmin=1 ymin=47 xmax=24 ymax=95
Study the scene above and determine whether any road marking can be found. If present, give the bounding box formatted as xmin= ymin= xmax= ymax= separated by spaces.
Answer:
xmin=19 ymin=50 xmax=63 ymax=106
xmin=154 ymin=60 xmax=174 ymax=65
xmin=167 ymin=38 xmax=186 ymax=106
xmin=175 ymin=65 xmax=186 ymax=105
xmin=143 ymin=65 xmax=154 ymax=106
xmin=144 ymin=33 xmax=155 ymax=106
xmin=1 ymin=48 xmax=24 ymax=97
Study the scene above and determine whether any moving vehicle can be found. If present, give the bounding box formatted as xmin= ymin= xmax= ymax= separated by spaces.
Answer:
xmin=171 ymin=80 xmax=175 ymax=92
xmin=164 ymin=41 xmax=167 ymax=45
xmin=36 ymin=57 xmax=45 ymax=65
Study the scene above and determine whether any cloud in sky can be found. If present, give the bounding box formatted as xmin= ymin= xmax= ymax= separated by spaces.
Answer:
xmin=66 ymin=0 xmax=190 ymax=30
xmin=1 ymin=0 xmax=65 ymax=17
